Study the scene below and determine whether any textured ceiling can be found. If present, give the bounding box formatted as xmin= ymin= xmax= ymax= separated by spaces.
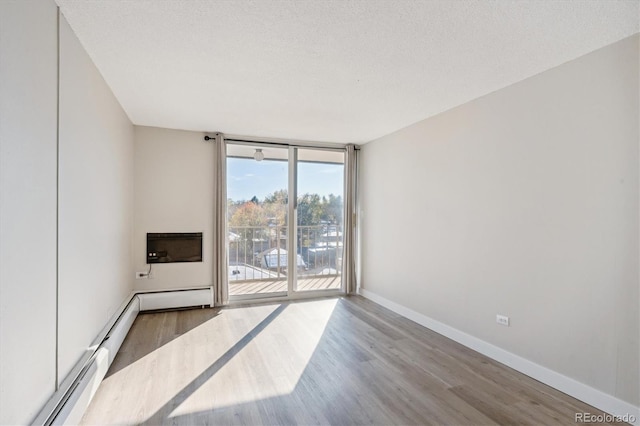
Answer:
xmin=56 ymin=0 xmax=639 ymax=144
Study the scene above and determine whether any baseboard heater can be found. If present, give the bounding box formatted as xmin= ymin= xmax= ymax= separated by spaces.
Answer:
xmin=32 ymin=287 xmax=213 ymax=426
xmin=137 ymin=288 xmax=213 ymax=311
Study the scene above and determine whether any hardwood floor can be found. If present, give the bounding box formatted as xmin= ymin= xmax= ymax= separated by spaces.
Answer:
xmin=229 ymin=275 xmax=342 ymax=296
xmin=81 ymin=296 xmax=618 ymax=425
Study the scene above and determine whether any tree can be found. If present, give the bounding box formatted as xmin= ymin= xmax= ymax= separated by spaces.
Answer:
xmin=264 ymin=189 xmax=288 ymax=205
xmin=228 ymin=201 xmax=268 ymax=264
xmin=297 ymin=193 xmax=323 ymax=226
xmin=228 ymin=189 xmax=343 ymax=228
xmin=263 ymin=189 xmax=287 ymax=226
xmin=229 ymin=201 xmax=266 ymax=227
xmin=227 ymin=189 xmax=344 ymax=268
xmin=324 ymin=194 xmax=343 ymax=225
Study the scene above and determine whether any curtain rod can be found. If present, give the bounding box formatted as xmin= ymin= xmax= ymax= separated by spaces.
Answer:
xmin=204 ymin=136 xmax=359 ymax=151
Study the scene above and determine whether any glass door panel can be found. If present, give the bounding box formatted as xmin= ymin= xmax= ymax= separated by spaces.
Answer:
xmin=227 ymin=144 xmax=289 ymax=298
xmin=294 ymin=149 xmax=345 ymax=292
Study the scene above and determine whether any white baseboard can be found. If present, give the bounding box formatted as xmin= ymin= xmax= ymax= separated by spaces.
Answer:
xmin=33 ymin=287 xmax=213 ymax=425
xmin=51 ymin=347 xmax=109 ymax=426
xmin=103 ymin=296 xmax=140 ymax=366
xmin=46 ymin=296 xmax=140 ymax=425
xmin=359 ymin=288 xmax=639 ymax=426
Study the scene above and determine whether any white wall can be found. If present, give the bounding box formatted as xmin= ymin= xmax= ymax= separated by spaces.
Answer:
xmin=57 ymin=13 xmax=135 ymax=382
xmin=0 ymin=3 xmax=135 ymax=422
xmin=360 ymin=34 xmax=639 ymax=405
xmin=133 ymin=126 xmax=214 ymax=291
xmin=0 ymin=1 xmax=59 ymax=423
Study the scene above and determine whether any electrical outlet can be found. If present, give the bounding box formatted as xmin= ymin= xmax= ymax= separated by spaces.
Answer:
xmin=496 ymin=314 xmax=510 ymax=326
xmin=135 ymin=271 xmax=149 ymax=279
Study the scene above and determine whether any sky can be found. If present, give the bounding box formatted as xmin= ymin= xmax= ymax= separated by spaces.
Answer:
xmin=228 ymin=158 xmax=344 ymax=201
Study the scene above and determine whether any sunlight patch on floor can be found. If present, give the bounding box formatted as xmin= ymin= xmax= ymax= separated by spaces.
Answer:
xmin=168 ymin=298 xmax=339 ymax=418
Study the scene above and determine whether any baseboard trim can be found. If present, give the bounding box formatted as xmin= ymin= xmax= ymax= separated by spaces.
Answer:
xmin=359 ymin=288 xmax=639 ymax=426
xmin=33 ymin=287 xmax=213 ymax=425
xmin=51 ymin=297 xmax=140 ymax=425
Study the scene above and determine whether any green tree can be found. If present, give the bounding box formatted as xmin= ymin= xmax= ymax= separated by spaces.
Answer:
xmin=264 ymin=189 xmax=288 ymax=205
xmin=263 ymin=189 xmax=287 ymax=226
xmin=324 ymin=194 xmax=343 ymax=225
xmin=297 ymin=193 xmax=323 ymax=226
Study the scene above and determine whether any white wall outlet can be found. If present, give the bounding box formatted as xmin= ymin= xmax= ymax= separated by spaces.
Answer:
xmin=135 ymin=271 xmax=149 ymax=279
xmin=496 ymin=314 xmax=510 ymax=326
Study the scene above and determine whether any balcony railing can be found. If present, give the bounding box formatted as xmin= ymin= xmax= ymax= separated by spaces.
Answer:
xmin=228 ymin=224 xmax=343 ymax=282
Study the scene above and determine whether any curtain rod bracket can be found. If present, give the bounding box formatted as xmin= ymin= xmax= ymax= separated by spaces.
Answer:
xmin=204 ymin=133 xmax=221 ymax=141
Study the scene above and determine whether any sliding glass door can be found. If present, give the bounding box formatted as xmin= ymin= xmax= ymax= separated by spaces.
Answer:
xmin=227 ymin=144 xmax=289 ymax=298
xmin=226 ymin=143 xmax=345 ymax=300
xmin=295 ymin=149 xmax=344 ymax=292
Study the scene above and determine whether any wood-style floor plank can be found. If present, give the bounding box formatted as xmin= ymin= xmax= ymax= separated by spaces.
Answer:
xmin=81 ymin=296 xmax=620 ymax=425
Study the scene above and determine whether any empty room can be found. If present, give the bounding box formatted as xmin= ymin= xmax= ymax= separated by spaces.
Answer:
xmin=1 ymin=0 xmax=639 ymax=425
